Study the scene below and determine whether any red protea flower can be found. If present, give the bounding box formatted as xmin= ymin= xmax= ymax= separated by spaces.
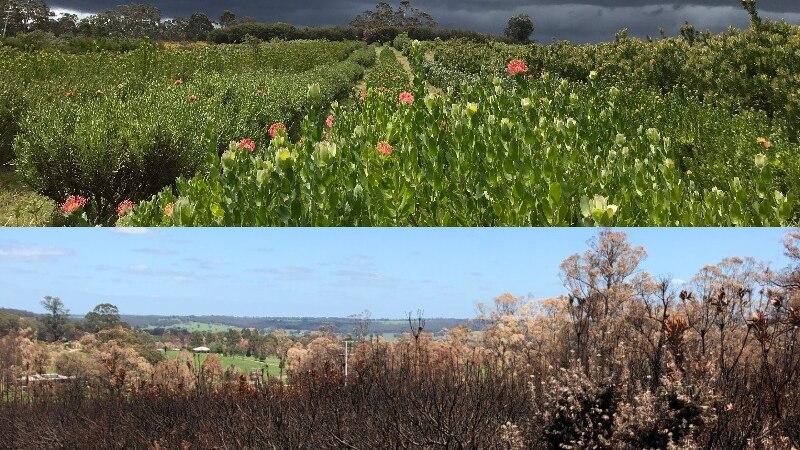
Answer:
xmin=398 ymin=91 xmax=414 ymax=106
xmin=65 ymin=91 xmax=74 ymax=98
xmin=506 ymin=59 xmax=528 ymax=76
xmin=188 ymin=95 xmax=198 ymax=101
xmin=268 ymin=122 xmax=287 ymax=139
xmin=61 ymin=195 xmax=86 ymax=214
xmin=326 ymin=115 xmax=335 ymax=128
xmin=164 ymin=203 xmax=174 ymax=218
xmin=239 ymin=138 xmax=256 ymax=153
xmin=376 ymin=141 xmax=392 ymax=156
xmin=174 ymin=79 xmax=183 ymax=85
xmin=117 ymin=200 xmax=134 ymax=217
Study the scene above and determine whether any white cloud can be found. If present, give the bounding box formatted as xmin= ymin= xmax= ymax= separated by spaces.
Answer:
xmin=111 ymin=228 xmax=151 ymax=236
xmin=0 ymin=245 xmax=72 ymax=260
xmin=50 ymin=7 xmax=93 ymax=20
xmin=129 ymin=264 xmax=150 ymax=273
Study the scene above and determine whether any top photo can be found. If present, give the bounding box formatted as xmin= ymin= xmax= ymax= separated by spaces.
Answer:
xmin=0 ymin=0 xmax=797 ymax=226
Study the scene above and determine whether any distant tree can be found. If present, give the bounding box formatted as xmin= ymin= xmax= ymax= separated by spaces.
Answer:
xmin=232 ymin=15 xmax=257 ymax=26
xmin=84 ymin=303 xmax=122 ymax=332
xmin=560 ymin=229 xmax=647 ymax=372
xmin=740 ymin=0 xmax=762 ymax=30
xmin=504 ymin=13 xmax=533 ymax=43
xmin=160 ymin=17 xmax=187 ymax=40
xmin=680 ymin=21 xmax=696 ymax=46
xmin=185 ymin=12 xmax=213 ymax=40
xmin=219 ymin=10 xmax=235 ymax=28
xmin=78 ymin=3 xmax=161 ymax=38
xmin=0 ymin=0 xmax=52 ymax=37
xmin=350 ymin=309 xmax=372 ymax=341
xmin=51 ymin=12 xmax=77 ymax=36
xmin=0 ymin=311 xmax=19 ymax=336
xmin=350 ymin=1 xmax=436 ymax=30
xmin=40 ymin=296 xmax=69 ymax=342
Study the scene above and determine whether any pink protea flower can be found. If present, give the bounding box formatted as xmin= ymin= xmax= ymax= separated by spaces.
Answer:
xmin=268 ymin=122 xmax=287 ymax=138
xmin=256 ymin=89 xmax=264 ymax=95
xmin=239 ymin=138 xmax=256 ymax=153
xmin=398 ymin=91 xmax=414 ymax=106
xmin=506 ymin=59 xmax=528 ymax=76
xmin=61 ymin=195 xmax=86 ymax=214
xmin=648 ymin=58 xmax=655 ymax=65
xmin=326 ymin=114 xmax=335 ymax=128
xmin=359 ymin=90 xmax=367 ymax=102
xmin=95 ymin=89 xmax=104 ymax=95
xmin=65 ymin=91 xmax=74 ymax=98
xmin=188 ymin=94 xmax=198 ymax=101
xmin=117 ymin=200 xmax=134 ymax=217
xmin=164 ymin=203 xmax=174 ymax=218
xmin=376 ymin=141 xmax=392 ymax=156
xmin=174 ymin=79 xmax=183 ymax=85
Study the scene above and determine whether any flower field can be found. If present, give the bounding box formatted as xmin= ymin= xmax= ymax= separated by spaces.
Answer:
xmin=1 ymin=23 xmax=799 ymax=226
xmin=0 ymin=40 xmax=372 ymax=223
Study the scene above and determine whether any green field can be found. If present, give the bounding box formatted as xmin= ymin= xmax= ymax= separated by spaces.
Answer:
xmin=2 ymin=25 xmax=799 ymax=226
xmin=147 ymin=321 xmax=241 ymax=332
xmin=164 ymin=350 xmax=282 ymax=377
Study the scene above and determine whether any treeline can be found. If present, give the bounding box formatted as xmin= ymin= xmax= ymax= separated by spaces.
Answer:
xmin=0 ymin=0 xmax=496 ymax=52
xmin=209 ymin=23 xmax=493 ymax=45
xmin=127 ymin=314 xmax=476 ymax=334
xmin=1 ymin=230 xmax=799 ymax=448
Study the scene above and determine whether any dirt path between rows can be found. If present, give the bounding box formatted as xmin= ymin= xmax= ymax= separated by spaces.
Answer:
xmin=390 ymin=47 xmax=443 ymax=96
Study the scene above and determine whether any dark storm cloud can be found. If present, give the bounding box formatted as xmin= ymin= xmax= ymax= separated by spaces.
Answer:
xmin=50 ymin=0 xmax=800 ymax=42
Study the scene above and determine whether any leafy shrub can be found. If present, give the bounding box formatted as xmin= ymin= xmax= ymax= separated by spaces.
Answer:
xmin=347 ymin=45 xmax=377 ymax=68
xmin=392 ymin=32 xmax=411 ymax=52
xmin=127 ymin=65 xmax=795 ymax=226
xmin=10 ymin=41 xmax=369 ymax=223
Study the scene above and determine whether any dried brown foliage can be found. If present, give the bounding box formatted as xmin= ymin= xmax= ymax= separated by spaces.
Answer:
xmin=1 ymin=230 xmax=799 ymax=449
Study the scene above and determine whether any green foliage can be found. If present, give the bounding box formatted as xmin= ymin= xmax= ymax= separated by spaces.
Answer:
xmin=40 ymin=296 xmax=69 ymax=342
xmin=0 ymin=311 xmax=21 ymax=335
xmin=348 ymin=45 xmax=378 ymax=68
xmin=421 ymin=22 xmax=800 ymax=139
xmin=392 ymin=32 xmax=411 ymax=52
xmin=127 ymin=60 xmax=795 ymax=226
xmin=84 ymin=303 xmax=123 ymax=332
xmin=504 ymin=14 xmax=534 ymax=43
xmin=4 ymin=40 xmax=368 ymax=223
xmin=362 ymin=47 xmax=410 ymax=96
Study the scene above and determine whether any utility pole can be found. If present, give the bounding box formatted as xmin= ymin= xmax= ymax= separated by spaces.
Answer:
xmin=2 ymin=6 xmax=12 ymax=39
xmin=343 ymin=340 xmax=353 ymax=385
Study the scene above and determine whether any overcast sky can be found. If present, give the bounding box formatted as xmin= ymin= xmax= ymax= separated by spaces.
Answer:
xmin=0 ymin=228 xmax=791 ymax=318
xmin=49 ymin=1 xmax=800 ymax=42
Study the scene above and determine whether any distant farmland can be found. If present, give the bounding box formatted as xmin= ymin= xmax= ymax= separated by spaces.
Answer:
xmin=127 ymin=315 xmax=477 ymax=336
xmin=163 ymin=351 xmax=282 ymax=378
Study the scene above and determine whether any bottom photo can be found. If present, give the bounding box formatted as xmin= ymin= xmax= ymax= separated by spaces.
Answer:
xmin=1 ymin=228 xmax=798 ymax=449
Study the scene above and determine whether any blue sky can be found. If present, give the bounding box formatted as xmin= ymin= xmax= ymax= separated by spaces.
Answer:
xmin=0 ymin=228 xmax=792 ymax=318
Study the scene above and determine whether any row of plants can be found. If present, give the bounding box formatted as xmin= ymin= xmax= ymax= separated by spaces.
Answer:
xmin=6 ymin=41 xmax=373 ymax=223
xmin=417 ymin=20 xmax=800 ymax=139
xmin=0 ymin=40 xmax=363 ymax=165
xmin=121 ymin=51 xmax=796 ymax=226
xmin=362 ymin=46 xmax=412 ymax=97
